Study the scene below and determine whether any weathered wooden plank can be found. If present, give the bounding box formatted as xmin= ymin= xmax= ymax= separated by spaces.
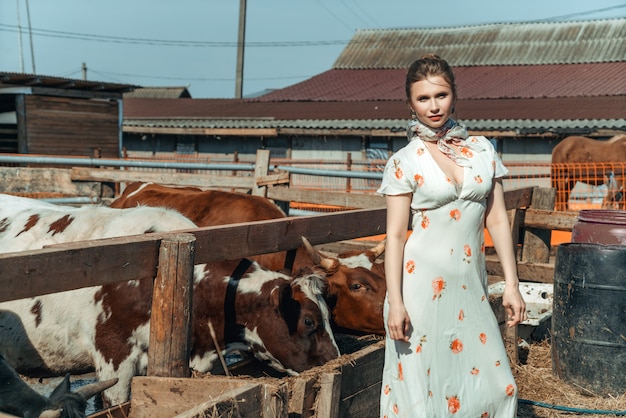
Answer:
xmin=522 ymin=187 xmax=556 ymax=263
xmin=70 ymin=167 xmax=254 ymax=189
xmin=288 ymin=376 xmax=318 ymax=417
xmin=524 ymin=208 xmax=578 ymax=231
xmin=267 ymin=187 xmax=386 ymax=209
xmin=338 ymin=340 xmax=385 ymax=417
xmin=0 ymin=209 xmax=387 ymax=302
xmin=315 ymin=372 xmax=342 ymax=418
xmin=148 ymin=234 xmax=195 ymax=378
xmin=486 ymin=258 xmax=554 ymax=284
xmin=503 ymin=186 xmax=534 ymax=211
xmin=130 ymin=376 xmax=286 ymax=418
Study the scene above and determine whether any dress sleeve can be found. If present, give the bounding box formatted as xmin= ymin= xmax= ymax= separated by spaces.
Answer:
xmin=492 ymin=144 xmax=508 ymax=179
xmin=377 ymin=150 xmax=415 ymax=196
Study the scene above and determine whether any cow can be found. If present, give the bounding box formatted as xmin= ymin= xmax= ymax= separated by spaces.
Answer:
xmin=551 ymin=134 xmax=626 ymax=211
xmin=0 ymin=194 xmax=339 ymax=406
xmin=110 ymin=182 xmax=388 ymax=335
xmin=0 ymin=354 xmax=118 ymax=418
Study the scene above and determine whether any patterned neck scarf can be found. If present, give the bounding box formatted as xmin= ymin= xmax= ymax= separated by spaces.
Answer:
xmin=407 ymin=118 xmax=485 ymax=167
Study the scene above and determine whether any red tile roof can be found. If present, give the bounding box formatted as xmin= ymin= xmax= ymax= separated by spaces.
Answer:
xmin=252 ymin=63 xmax=626 ymax=102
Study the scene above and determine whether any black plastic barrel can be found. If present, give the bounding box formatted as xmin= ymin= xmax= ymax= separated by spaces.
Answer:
xmin=552 ymin=243 xmax=626 ymax=396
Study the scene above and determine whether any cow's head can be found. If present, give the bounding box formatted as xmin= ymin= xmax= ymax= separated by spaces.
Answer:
xmin=301 ymin=237 xmax=387 ymax=335
xmin=245 ymin=271 xmax=340 ymax=374
xmin=0 ymin=354 xmax=118 ymax=418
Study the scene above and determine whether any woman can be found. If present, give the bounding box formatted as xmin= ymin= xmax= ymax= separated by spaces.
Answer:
xmin=378 ymin=54 xmax=526 ymax=417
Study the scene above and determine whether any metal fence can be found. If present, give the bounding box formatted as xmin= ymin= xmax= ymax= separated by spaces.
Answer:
xmin=1 ymin=153 xmax=624 ymax=212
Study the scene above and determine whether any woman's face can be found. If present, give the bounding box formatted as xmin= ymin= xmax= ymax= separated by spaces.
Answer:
xmin=408 ymin=75 xmax=455 ymax=129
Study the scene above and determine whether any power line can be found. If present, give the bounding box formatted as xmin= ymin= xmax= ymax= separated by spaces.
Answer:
xmin=88 ymin=68 xmax=313 ymax=83
xmin=538 ymin=3 xmax=626 ymax=21
xmin=0 ymin=24 xmax=348 ymax=47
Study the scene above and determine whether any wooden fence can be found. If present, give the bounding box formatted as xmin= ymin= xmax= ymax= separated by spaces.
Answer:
xmin=0 ymin=151 xmax=580 ymax=417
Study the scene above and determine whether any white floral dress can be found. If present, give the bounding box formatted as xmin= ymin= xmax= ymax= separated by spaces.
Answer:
xmin=377 ymin=136 xmax=517 ymax=417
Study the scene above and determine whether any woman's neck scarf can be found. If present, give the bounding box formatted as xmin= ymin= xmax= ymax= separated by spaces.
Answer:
xmin=407 ymin=118 xmax=485 ymax=167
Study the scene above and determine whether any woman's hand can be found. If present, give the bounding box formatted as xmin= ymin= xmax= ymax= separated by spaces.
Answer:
xmin=502 ymin=284 xmax=527 ymax=327
xmin=387 ymin=302 xmax=411 ymax=342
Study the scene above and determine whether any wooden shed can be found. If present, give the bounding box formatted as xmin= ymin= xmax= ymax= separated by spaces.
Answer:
xmin=0 ymin=73 xmax=136 ymax=158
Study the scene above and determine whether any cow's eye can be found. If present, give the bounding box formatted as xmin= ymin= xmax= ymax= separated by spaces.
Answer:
xmin=304 ymin=317 xmax=315 ymax=329
xmin=350 ymin=283 xmax=363 ymax=291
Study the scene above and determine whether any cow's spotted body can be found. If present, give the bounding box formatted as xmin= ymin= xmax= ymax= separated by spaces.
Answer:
xmin=111 ymin=182 xmax=388 ymax=335
xmin=0 ymin=194 xmax=339 ymax=405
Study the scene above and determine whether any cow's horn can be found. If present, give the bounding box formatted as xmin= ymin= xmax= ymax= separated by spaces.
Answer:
xmin=370 ymin=239 xmax=386 ymax=258
xmin=40 ymin=409 xmax=62 ymax=418
xmin=74 ymin=378 xmax=119 ymax=400
xmin=301 ymin=236 xmax=334 ymax=270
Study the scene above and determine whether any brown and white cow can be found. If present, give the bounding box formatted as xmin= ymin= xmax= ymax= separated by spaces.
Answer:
xmin=110 ymin=182 xmax=388 ymax=335
xmin=0 ymin=194 xmax=339 ymax=405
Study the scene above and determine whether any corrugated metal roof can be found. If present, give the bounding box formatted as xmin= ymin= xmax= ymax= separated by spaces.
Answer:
xmin=253 ymin=63 xmax=626 ymax=102
xmin=0 ymin=72 xmax=136 ymax=94
xmin=124 ymin=117 xmax=626 ymax=135
xmin=123 ymin=96 xmax=626 ymax=133
xmin=334 ymin=18 xmax=626 ymax=68
xmin=123 ymin=87 xmax=191 ymax=99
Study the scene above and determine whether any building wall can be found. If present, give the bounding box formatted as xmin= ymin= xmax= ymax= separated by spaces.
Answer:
xmin=21 ymin=95 xmax=120 ymax=158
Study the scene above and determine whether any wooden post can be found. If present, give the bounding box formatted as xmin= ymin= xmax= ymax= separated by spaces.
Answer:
xmin=521 ymin=187 xmax=556 ymax=263
xmin=252 ymin=149 xmax=271 ymax=196
xmin=148 ymin=233 xmax=196 ymax=378
xmin=346 ymin=153 xmax=352 ymax=193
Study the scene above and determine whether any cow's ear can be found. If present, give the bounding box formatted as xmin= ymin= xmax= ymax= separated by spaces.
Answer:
xmin=48 ymin=373 xmax=71 ymax=401
xmin=271 ymin=283 xmax=299 ymax=335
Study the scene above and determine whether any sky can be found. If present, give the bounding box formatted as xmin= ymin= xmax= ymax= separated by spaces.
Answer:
xmin=1 ymin=0 xmax=625 ymax=99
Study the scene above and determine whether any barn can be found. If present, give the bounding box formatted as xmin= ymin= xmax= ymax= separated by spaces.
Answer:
xmin=121 ymin=18 xmax=626 ymax=164
xmin=0 ymin=73 xmax=135 ymax=158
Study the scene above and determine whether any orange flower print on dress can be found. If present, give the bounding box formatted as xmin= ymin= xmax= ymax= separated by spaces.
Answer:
xmin=405 ymin=260 xmax=415 ymax=274
xmin=421 ymin=215 xmax=430 ymax=229
xmin=460 ymin=147 xmax=473 ymax=159
xmin=462 ymin=244 xmax=472 ymax=263
xmin=450 ymin=338 xmax=463 ymax=354
xmin=482 ymin=413 xmax=489 ymax=418
xmin=432 ymin=276 xmax=445 ymax=300
xmin=417 ymin=147 xmax=424 ymax=156
xmin=450 ymin=209 xmax=461 ymax=221
xmin=414 ymin=173 xmax=425 ymax=187
xmin=470 ymin=367 xmax=480 ymax=375
xmin=393 ymin=404 xmax=399 ymax=414
xmin=495 ymin=360 xmax=501 ymax=367
xmin=393 ymin=159 xmax=403 ymax=180
xmin=474 ymin=174 xmax=483 ymax=184
xmin=415 ymin=335 xmax=427 ymax=353
xmin=458 ymin=309 xmax=464 ymax=321
xmin=481 ymin=243 xmax=485 ymax=253
xmin=447 ymin=395 xmax=461 ymax=414
xmin=506 ymin=384 xmax=516 ymax=397
xmin=398 ymin=362 xmax=403 ymax=381
xmin=383 ymin=384 xmax=391 ymax=395
xmin=479 ymin=333 xmax=487 ymax=344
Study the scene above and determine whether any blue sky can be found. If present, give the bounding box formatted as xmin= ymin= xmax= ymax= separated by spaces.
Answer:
xmin=1 ymin=0 xmax=625 ymax=98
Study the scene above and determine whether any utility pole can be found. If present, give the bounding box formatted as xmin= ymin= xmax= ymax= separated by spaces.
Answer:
xmin=82 ymin=62 xmax=87 ymax=80
xmin=234 ymin=0 xmax=246 ymax=98
xmin=15 ymin=0 xmax=24 ymax=72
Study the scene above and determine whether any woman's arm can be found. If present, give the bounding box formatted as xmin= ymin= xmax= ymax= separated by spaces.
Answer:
xmin=485 ymin=179 xmax=527 ymax=327
xmin=384 ymin=193 xmax=412 ymax=341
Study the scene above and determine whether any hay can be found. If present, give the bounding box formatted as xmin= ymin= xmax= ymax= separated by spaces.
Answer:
xmin=515 ymin=340 xmax=625 ymax=417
